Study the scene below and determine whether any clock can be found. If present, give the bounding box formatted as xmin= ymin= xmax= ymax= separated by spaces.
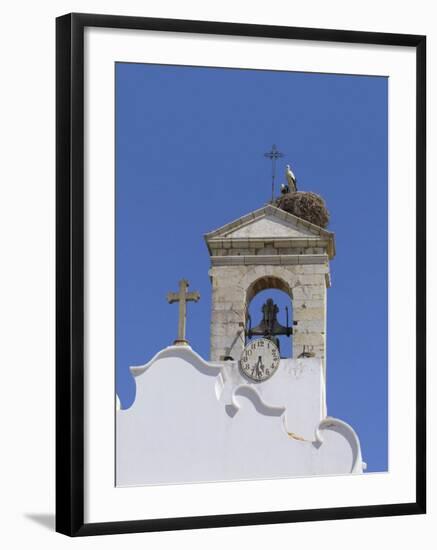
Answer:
xmin=239 ymin=338 xmax=280 ymax=382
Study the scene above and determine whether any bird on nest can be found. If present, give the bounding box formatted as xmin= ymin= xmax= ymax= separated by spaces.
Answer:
xmin=281 ymin=164 xmax=298 ymax=194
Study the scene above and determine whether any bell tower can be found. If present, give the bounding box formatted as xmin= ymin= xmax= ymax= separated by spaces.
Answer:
xmin=204 ymin=202 xmax=335 ymax=369
xmin=117 ymin=158 xmax=366 ymax=486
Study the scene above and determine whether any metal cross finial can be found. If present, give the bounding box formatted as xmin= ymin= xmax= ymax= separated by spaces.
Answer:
xmin=264 ymin=144 xmax=283 ymax=202
xmin=167 ymin=279 xmax=200 ymax=346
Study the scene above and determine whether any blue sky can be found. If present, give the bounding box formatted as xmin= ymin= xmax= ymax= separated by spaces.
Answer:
xmin=115 ymin=63 xmax=388 ymax=473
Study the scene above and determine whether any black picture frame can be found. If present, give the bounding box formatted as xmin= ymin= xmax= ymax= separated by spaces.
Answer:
xmin=56 ymin=12 xmax=426 ymax=537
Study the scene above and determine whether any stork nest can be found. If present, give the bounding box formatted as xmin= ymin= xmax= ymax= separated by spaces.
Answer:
xmin=276 ymin=191 xmax=330 ymax=228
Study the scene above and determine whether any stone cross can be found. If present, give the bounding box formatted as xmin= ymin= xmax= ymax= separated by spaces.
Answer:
xmin=167 ymin=279 xmax=200 ymax=345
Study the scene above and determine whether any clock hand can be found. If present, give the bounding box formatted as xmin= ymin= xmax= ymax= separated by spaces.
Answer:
xmin=251 ymin=358 xmax=259 ymax=376
xmin=251 ymin=358 xmax=260 ymax=377
xmin=256 ymin=356 xmax=263 ymax=378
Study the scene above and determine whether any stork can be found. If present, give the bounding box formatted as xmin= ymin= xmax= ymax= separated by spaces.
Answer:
xmin=285 ymin=164 xmax=297 ymax=192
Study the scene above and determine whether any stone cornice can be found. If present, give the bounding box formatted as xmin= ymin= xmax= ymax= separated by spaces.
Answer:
xmin=210 ymin=254 xmax=329 ymax=266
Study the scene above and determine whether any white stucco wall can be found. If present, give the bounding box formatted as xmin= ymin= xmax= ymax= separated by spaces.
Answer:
xmin=116 ymin=346 xmax=363 ymax=487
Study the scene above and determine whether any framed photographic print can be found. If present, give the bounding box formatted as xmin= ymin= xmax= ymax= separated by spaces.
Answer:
xmin=56 ymin=12 xmax=426 ymax=536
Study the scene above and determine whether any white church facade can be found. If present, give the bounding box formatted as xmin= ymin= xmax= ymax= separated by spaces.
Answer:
xmin=116 ymin=186 xmax=365 ymax=487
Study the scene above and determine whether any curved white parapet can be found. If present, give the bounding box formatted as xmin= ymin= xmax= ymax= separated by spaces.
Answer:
xmin=116 ymin=347 xmax=364 ymax=486
xmin=130 ymin=344 xmax=224 ymax=378
xmin=315 ymin=417 xmax=365 ymax=474
xmin=225 ymin=384 xmax=286 ymax=418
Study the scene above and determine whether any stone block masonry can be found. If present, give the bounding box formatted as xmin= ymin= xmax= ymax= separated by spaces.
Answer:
xmin=204 ymin=204 xmax=335 ymax=374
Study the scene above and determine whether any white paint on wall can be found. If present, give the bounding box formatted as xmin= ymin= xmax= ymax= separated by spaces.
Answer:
xmin=116 ymin=346 xmax=363 ymax=486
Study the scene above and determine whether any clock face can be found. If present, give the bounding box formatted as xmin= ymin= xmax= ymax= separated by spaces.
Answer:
xmin=239 ymin=338 xmax=280 ymax=382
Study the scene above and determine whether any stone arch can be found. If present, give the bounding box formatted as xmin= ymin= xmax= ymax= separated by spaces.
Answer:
xmin=208 ymin=263 xmax=327 ymax=363
xmin=245 ymin=275 xmax=294 ymax=357
xmin=241 ymin=266 xmax=298 ymax=306
xmin=246 ymin=275 xmax=292 ymax=305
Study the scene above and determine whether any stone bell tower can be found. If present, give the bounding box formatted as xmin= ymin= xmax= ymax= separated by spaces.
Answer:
xmin=204 ymin=202 xmax=335 ymax=369
xmin=117 ymin=165 xmax=366 ymax=486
